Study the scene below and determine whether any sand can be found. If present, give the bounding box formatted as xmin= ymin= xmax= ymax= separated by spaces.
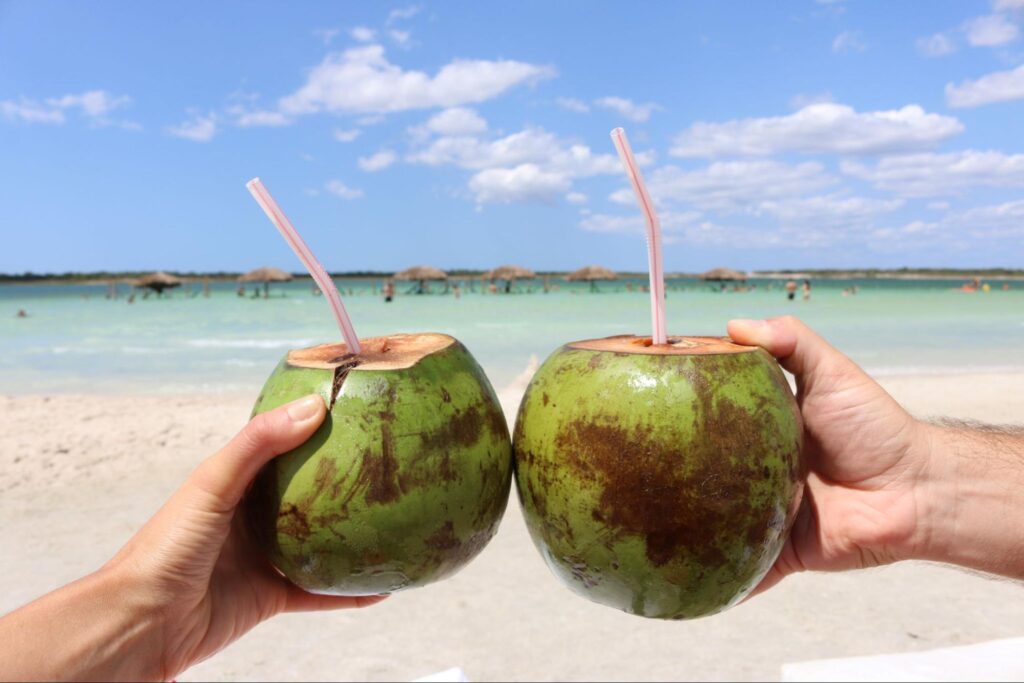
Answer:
xmin=1 ymin=372 xmax=1022 ymax=681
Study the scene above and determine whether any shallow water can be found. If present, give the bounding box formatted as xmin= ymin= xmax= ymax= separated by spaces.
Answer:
xmin=1 ymin=277 xmax=1021 ymax=395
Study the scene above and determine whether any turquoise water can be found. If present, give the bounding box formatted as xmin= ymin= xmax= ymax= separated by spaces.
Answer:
xmin=1 ymin=278 xmax=1022 ymax=395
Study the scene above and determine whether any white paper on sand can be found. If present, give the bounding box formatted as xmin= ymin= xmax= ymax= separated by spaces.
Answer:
xmin=781 ymin=637 xmax=1024 ymax=682
xmin=412 ymin=666 xmax=470 ymax=683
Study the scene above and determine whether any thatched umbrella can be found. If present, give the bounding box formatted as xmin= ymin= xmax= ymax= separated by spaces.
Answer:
xmin=134 ymin=271 xmax=182 ymax=295
xmin=699 ymin=267 xmax=748 ymax=282
xmin=567 ymin=265 xmax=618 ymax=292
xmin=394 ymin=265 xmax=448 ymax=294
xmin=239 ymin=266 xmax=294 ymax=299
xmin=484 ymin=264 xmax=536 ymax=293
xmin=484 ymin=264 xmax=536 ymax=281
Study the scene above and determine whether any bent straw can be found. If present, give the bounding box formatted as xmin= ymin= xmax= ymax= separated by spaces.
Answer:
xmin=246 ymin=178 xmax=362 ymax=355
xmin=610 ymin=127 xmax=667 ymax=345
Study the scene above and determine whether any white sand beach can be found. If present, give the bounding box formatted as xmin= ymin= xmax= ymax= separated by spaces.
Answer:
xmin=1 ymin=372 xmax=1022 ymax=681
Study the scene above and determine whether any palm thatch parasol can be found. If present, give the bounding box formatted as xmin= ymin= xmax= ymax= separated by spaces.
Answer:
xmin=134 ymin=271 xmax=182 ymax=295
xmin=566 ymin=265 xmax=618 ymax=292
xmin=484 ymin=264 xmax=536 ymax=293
xmin=484 ymin=264 xmax=536 ymax=281
xmin=238 ymin=266 xmax=294 ymax=298
xmin=394 ymin=265 xmax=448 ymax=281
xmin=699 ymin=267 xmax=748 ymax=282
xmin=394 ymin=265 xmax=448 ymax=294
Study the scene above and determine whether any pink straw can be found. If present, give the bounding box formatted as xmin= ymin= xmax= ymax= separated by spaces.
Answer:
xmin=246 ymin=178 xmax=362 ymax=355
xmin=610 ymin=128 xmax=667 ymax=345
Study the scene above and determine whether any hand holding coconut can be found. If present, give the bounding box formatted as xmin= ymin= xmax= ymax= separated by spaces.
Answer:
xmin=729 ymin=315 xmax=1024 ymax=587
xmin=0 ymin=396 xmax=385 ymax=682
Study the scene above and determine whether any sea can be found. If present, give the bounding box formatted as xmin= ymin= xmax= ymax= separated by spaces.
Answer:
xmin=1 ymin=277 xmax=1022 ymax=396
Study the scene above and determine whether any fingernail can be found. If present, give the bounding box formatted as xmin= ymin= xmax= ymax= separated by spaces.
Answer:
xmin=287 ymin=395 xmax=323 ymax=421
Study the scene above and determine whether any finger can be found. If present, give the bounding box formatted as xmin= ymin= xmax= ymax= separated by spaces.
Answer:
xmin=283 ymin=585 xmax=389 ymax=613
xmin=727 ymin=316 xmax=862 ymax=387
xmin=188 ymin=395 xmax=327 ymax=511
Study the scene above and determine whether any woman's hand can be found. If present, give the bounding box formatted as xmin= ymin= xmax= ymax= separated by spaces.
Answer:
xmin=0 ymin=395 xmax=385 ymax=682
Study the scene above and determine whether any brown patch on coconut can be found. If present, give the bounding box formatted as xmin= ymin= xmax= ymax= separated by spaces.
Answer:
xmin=568 ymin=335 xmax=757 ymax=356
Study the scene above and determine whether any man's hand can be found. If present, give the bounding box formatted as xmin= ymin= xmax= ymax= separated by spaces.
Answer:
xmin=731 ymin=316 xmax=1024 ymax=591
xmin=729 ymin=316 xmax=932 ymax=592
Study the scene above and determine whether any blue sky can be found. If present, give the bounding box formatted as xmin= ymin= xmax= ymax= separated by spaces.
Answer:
xmin=2 ymin=0 xmax=1023 ymax=273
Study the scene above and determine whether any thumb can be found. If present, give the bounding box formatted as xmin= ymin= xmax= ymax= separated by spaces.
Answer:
xmin=727 ymin=316 xmax=863 ymax=391
xmin=186 ymin=394 xmax=327 ymax=513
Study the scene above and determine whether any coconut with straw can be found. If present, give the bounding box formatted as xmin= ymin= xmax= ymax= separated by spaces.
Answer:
xmin=511 ymin=128 xmax=806 ymax=621
xmin=241 ymin=179 xmax=511 ymax=597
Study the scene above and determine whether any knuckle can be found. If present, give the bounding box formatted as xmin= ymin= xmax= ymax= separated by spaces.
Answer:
xmin=244 ymin=411 xmax=281 ymax=447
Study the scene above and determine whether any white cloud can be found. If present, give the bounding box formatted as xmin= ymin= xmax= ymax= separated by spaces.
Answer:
xmin=314 ymin=28 xmax=341 ymax=45
xmin=333 ymin=128 xmax=361 ymax=142
xmin=415 ymin=107 xmax=488 ymax=137
xmin=388 ymin=5 xmax=421 ymax=23
xmin=358 ymin=150 xmax=397 ymax=172
xmin=166 ymin=112 xmax=218 ymax=142
xmin=357 ymin=114 xmax=385 ymax=126
xmin=579 ymin=210 xmax=700 ymax=236
xmin=350 ymin=26 xmax=377 ymax=42
xmin=408 ymin=127 xmax=619 ymax=176
xmin=871 ymin=199 xmax=1024 ymax=248
xmin=616 ymin=160 xmax=836 ymax=211
xmin=325 ymin=180 xmax=364 ymax=199
xmin=593 ymin=96 xmax=662 ymax=122
xmin=964 ymin=14 xmax=1019 ymax=46
xmin=48 ymin=90 xmax=130 ymax=118
xmin=408 ymin=125 xmax=619 ymax=204
xmin=946 ymin=64 xmax=1024 ymax=107
xmin=956 ymin=199 xmax=1024 ymax=237
xmin=566 ymin=192 xmax=588 ymax=204
xmin=0 ymin=99 xmax=65 ymax=124
xmin=579 ymin=212 xmax=776 ymax=247
xmin=1 ymin=90 xmax=131 ymax=126
xmin=789 ymin=92 xmax=834 ymax=109
xmin=841 ymin=150 xmax=1024 ymax=197
xmin=754 ymin=195 xmax=904 ymax=229
xmin=927 ymin=201 xmax=951 ymax=210
xmin=994 ymin=0 xmax=1024 ymax=10
xmin=389 ymin=29 xmax=412 ymax=47
xmin=468 ymin=165 xmax=571 ymax=204
xmin=233 ymin=109 xmax=291 ymax=127
xmin=670 ymin=103 xmax=963 ymax=157
xmin=279 ymin=45 xmax=555 ymax=115
xmin=557 ymin=97 xmax=590 ymax=113
xmin=832 ymin=30 xmax=866 ymax=53
xmin=917 ymin=33 xmax=957 ymax=57
xmin=634 ymin=149 xmax=657 ymax=167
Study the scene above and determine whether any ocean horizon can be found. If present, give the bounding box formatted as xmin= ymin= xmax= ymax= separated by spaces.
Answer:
xmin=3 ymin=276 xmax=1021 ymax=397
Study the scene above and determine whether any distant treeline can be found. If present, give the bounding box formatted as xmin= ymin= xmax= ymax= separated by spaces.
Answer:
xmin=2 ymin=267 xmax=1022 ymax=284
xmin=0 ymin=269 xmax=625 ymax=283
xmin=754 ymin=267 xmax=1024 ymax=278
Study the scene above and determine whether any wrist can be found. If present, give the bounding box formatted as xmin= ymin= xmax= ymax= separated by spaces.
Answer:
xmin=0 ymin=560 xmax=168 ymax=682
xmin=909 ymin=421 xmax=1024 ymax=578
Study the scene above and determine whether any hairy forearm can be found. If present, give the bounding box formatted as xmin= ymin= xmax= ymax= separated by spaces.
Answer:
xmin=0 ymin=564 xmax=165 ymax=682
xmin=916 ymin=420 xmax=1024 ymax=579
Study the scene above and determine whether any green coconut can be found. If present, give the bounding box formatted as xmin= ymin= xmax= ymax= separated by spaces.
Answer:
xmin=244 ymin=333 xmax=513 ymax=595
xmin=513 ymin=335 xmax=804 ymax=620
